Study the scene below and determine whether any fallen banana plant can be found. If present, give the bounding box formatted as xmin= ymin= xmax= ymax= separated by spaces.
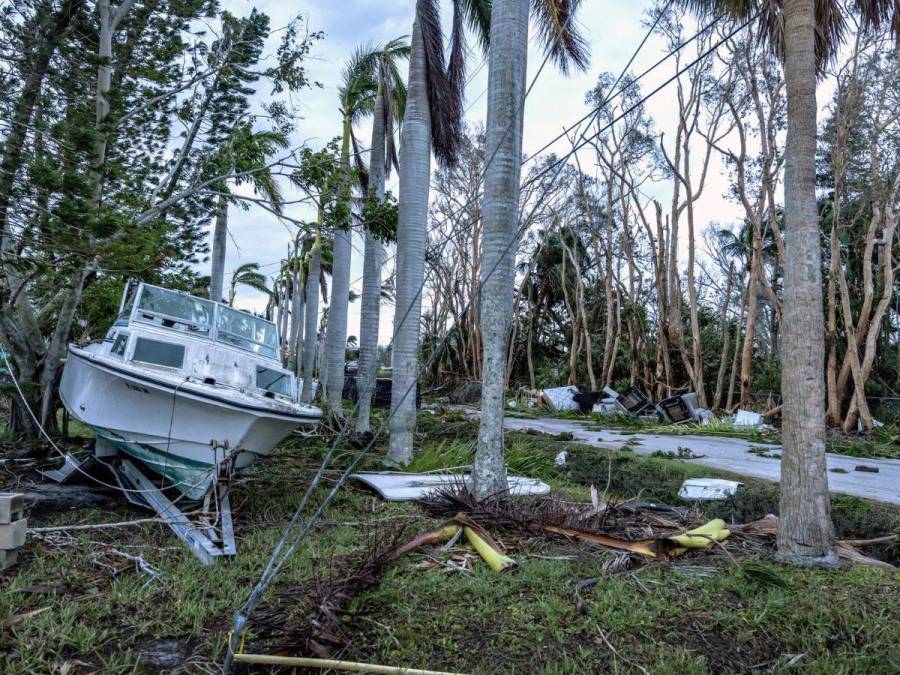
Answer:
xmin=453 ymin=514 xmax=516 ymax=572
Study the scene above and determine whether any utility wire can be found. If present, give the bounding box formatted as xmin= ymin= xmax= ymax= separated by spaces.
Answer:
xmin=222 ymin=6 xmax=739 ymax=669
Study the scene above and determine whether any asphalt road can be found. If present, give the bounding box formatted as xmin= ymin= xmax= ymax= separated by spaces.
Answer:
xmin=468 ymin=411 xmax=900 ymax=505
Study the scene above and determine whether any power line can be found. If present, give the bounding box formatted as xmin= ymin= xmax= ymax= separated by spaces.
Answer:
xmin=223 ymin=6 xmax=740 ymax=668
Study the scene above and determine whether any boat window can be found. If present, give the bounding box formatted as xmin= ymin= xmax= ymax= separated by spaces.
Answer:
xmin=110 ymin=333 xmax=128 ymax=358
xmin=256 ymin=366 xmax=293 ymax=398
xmin=216 ymin=306 xmax=278 ymax=359
xmin=117 ymin=289 xmax=136 ymax=324
xmin=132 ymin=337 xmax=185 ymax=369
xmin=135 ymin=286 xmax=213 ymax=336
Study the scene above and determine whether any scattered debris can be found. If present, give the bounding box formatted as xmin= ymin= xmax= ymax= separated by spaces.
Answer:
xmin=748 ymin=446 xmax=781 ymax=459
xmin=733 ymin=410 xmax=764 ymax=428
xmin=741 ymin=515 xmax=898 ymax=571
xmin=614 ymin=386 xmax=653 ymax=415
xmin=857 ymin=417 xmax=884 ymax=432
xmin=657 ymin=396 xmax=695 ymax=424
xmin=854 ymin=464 xmax=880 ymax=473
xmin=651 ymin=447 xmax=707 ymax=460
xmin=539 ymin=385 xmax=581 ymax=411
xmin=678 ymin=478 xmax=743 ymax=501
xmin=554 ymin=450 xmax=568 ymax=466
xmin=350 ymin=472 xmax=551 ymax=501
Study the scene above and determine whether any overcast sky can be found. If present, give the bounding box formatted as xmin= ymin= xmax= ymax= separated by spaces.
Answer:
xmin=217 ymin=1 xmax=761 ymax=343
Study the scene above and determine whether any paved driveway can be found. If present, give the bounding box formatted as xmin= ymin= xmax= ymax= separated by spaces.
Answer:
xmin=464 ymin=411 xmax=900 ymax=505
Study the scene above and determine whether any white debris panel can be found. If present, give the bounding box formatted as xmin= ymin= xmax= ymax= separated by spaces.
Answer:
xmin=351 ymin=472 xmax=552 ymax=501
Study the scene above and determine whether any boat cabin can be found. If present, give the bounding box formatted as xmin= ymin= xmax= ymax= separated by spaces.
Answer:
xmin=101 ymin=283 xmax=296 ymax=402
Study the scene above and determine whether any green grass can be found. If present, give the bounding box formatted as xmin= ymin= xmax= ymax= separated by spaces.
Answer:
xmin=2 ymin=411 xmax=899 ymax=673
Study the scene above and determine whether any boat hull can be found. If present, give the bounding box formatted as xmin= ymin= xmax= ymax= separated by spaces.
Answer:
xmin=60 ymin=346 xmax=319 ymax=500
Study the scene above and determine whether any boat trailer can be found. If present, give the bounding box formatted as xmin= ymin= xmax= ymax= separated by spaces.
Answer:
xmin=41 ymin=440 xmax=237 ymax=566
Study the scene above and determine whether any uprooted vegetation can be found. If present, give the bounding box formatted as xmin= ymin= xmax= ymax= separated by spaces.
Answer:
xmin=2 ymin=410 xmax=899 ymax=673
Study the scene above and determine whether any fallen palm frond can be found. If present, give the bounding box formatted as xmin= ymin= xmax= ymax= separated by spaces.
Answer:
xmin=418 ymin=484 xmax=688 ymax=538
xmin=253 ymin=525 xmax=420 ymax=658
xmin=540 ymin=524 xmax=661 ymax=557
xmin=420 ymin=486 xmax=714 ymax=559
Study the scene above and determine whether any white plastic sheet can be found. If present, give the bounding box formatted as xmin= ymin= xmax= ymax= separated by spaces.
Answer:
xmin=351 ymin=472 xmax=552 ymax=501
xmin=539 ymin=385 xmax=579 ymax=411
xmin=678 ymin=478 xmax=743 ymax=501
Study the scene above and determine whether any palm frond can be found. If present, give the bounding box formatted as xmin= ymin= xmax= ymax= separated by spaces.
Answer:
xmin=856 ymin=0 xmax=900 ymax=44
xmin=531 ymin=0 xmax=590 ymax=75
xmin=340 ymin=43 xmax=380 ymax=120
xmin=418 ymin=0 xmax=461 ymax=167
xmin=460 ymin=0 xmax=492 ymax=51
xmin=351 ymin=129 xmax=370 ymax=194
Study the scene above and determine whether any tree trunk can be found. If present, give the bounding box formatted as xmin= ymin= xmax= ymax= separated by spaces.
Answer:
xmin=356 ymin=83 xmax=387 ymax=434
xmin=289 ymin=258 xmax=304 ymax=375
xmin=776 ymin=0 xmax=836 ymax=565
xmin=209 ymin=195 xmax=228 ymax=302
xmin=322 ymin=117 xmax=354 ymax=414
xmin=0 ymin=0 xmax=84 ymax=243
xmin=300 ymin=240 xmax=321 ymax=403
xmin=712 ymin=265 xmax=735 ymax=410
xmin=472 ymin=0 xmax=528 ymax=500
xmin=387 ymin=18 xmax=431 ymax=465
xmin=739 ymin=243 xmax=760 ymax=407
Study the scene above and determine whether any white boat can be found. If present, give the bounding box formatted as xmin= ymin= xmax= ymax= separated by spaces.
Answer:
xmin=60 ymin=282 xmax=321 ymax=501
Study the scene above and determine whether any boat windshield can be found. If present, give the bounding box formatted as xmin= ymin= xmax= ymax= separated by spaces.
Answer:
xmin=135 ymin=286 xmax=213 ymax=336
xmin=216 ymin=306 xmax=278 ymax=359
xmin=256 ymin=366 xmax=293 ymax=398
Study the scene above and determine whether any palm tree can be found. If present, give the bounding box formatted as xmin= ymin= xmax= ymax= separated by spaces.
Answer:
xmin=209 ymin=127 xmax=288 ymax=303
xmin=227 ymin=262 xmax=270 ymax=305
xmin=472 ymin=0 xmax=588 ymax=499
xmin=357 ymin=39 xmax=408 ymax=434
xmin=321 ymin=46 xmax=383 ymax=415
xmin=676 ymin=0 xmax=899 ymax=563
xmin=387 ymin=0 xmax=492 ymax=466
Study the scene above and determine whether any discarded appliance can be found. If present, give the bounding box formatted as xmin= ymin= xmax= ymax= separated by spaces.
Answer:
xmin=538 ymin=385 xmax=580 ymax=412
xmin=350 ymin=472 xmax=551 ymax=501
xmin=657 ymin=395 xmax=695 ymax=424
xmin=614 ymin=386 xmax=653 ymax=416
xmin=678 ymin=478 xmax=743 ymax=501
xmin=54 ymin=282 xmax=322 ymax=564
xmin=733 ymin=409 xmax=763 ymax=428
xmin=693 ymin=407 xmax=714 ymax=424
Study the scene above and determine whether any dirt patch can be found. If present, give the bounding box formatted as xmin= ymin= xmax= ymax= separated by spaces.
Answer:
xmin=18 ymin=482 xmax=130 ymax=526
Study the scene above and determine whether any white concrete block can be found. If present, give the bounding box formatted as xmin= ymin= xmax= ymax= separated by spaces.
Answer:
xmin=0 ymin=518 xmax=26 ymax=549
xmin=0 ymin=493 xmax=24 ymax=524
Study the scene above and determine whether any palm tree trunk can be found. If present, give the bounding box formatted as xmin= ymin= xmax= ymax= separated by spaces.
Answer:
xmin=209 ymin=195 xmax=228 ymax=302
xmin=300 ymin=239 xmax=322 ymax=403
xmin=356 ymin=85 xmax=387 ymax=433
xmin=472 ymin=0 xmax=528 ymax=499
xmin=289 ymin=260 xmax=304 ymax=375
xmin=776 ymin=0 xmax=836 ymax=565
xmin=322 ymin=117 xmax=354 ymax=414
xmin=387 ymin=19 xmax=430 ymax=465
